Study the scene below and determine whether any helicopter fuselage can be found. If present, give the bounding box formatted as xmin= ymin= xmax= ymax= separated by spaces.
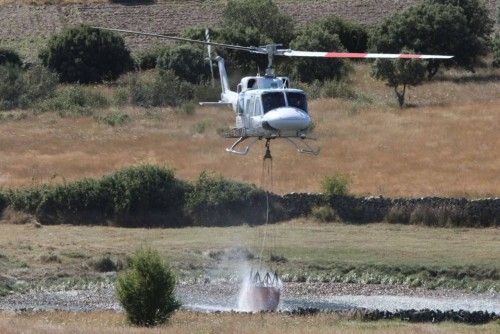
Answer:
xmin=216 ymin=62 xmax=312 ymax=139
xmin=233 ymin=86 xmax=311 ymax=138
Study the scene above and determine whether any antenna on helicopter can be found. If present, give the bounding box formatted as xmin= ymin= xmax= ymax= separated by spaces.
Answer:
xmin=205 ymin=28 xmax=215 ymax=87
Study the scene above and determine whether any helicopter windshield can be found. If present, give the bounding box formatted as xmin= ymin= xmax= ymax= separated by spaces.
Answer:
xmin=286 ymin=92 xmax=308 ymax=112
xmin=262 ymin=92 xmax=286 ymax=113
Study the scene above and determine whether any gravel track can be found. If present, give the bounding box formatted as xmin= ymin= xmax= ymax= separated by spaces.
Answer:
xmin=1 ymin=282 xmax=498 ymax=313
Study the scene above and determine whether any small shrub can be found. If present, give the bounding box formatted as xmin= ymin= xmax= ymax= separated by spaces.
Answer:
xmin=94 ymin=111 xmax=132 ymax=126
xmin=192 ymin=119 xmax=210 ymax=134
xmin=116 ymin=248 xmax=180 ymax=327
xmin=39 ymin=85 xmax=109 ymax=115
xmin=40 ymin=253 xmax=61 ymax=263
xmin=386 ymin=205 xmax=412 ymax=224
xmin=192 ymin=84 xmax=221 ymax=102
xmin=321 ymin=173 xmax=350 ymax=197
xmin=0 ymin=48 xmax=22 ymax=67
xmin=270 ymin=253 xmax=288 ymax=263
xmin=40 ymin=25 xmax=133 ymax=83
xmin=409 ymin=205 xmax=438 ymax=226
xmin=0 ymin=64 xmax=58 ymax=110
xmin=311 ymin=205 xmax=337 ymax=222
xmin=177 ymin=101 xmax=196 ymax=115
xmin=127 ymin=71 xmax=194 ymax=108
xmin=92 ymin=254 xmax=124 ymax=272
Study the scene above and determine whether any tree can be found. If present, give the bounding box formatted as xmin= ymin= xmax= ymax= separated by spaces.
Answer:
xmin=370 ymin=1 xmax=493 ymax=78
xmin=218 ymin=0 xmax=295 ymax=72
xmin=0 ymin=49 xmax=22 ymax=67
xmin=289 ymin=23 xmax=350 ymax=82
xmin=116 ymin=248 xmax=180 ymax=327
xmin=313 ymin=15 xmax=368 ymax=53
xmin=156 ymin=45 xmax=209 ymax=84
xmin=40 ymin=25 xmax=133 ymax=83
xmin=493 ymin=33 xmax=500 ymax=68
xmin=371 ymin=54 xmax=427 ymax=108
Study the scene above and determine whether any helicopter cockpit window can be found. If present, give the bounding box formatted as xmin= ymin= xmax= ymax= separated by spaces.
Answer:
xmin=262 ymin=92 xmax=286 ymax=113
xmin=286 ymin=92 xmax=308 ymax=112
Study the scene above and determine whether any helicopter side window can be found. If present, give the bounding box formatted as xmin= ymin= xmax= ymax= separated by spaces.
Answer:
xmin=248 ymin=79 xmax=257 ymax=89
xmin=286 ymin=92 xmax=308 ymax=113
xmin=262 ymin=92 xmax=286 ymax=114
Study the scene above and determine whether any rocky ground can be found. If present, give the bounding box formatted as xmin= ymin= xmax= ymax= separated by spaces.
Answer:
xmin=1 ymin=281 xmax=498 ymax=314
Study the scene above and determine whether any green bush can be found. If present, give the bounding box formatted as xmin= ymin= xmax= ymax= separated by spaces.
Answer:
xmin=91 ymin=254 xmax=124 ymax=272
xmin=94 ymin=111 xmax=132 ymax=126
xmin=7 ymin=165 xmax=188 ymax=227
xmin=39 ymin=85 xmax=109 ymax=115
xmin=156 ymin=45 xmax=209 ymax=84
xmin=134 ymin=46 xmax=169 ymax=70
xmin=321 ymin=173 xmax=350 ymax=197
xmin=40 ymin=25 xmax=133 ymax=83
xmin=385 ymin=205 xmax=412 ymax=224
xmin=313 ymin=16 xmax=368 ymax=53
xmin=185 ymin=171 xmax=266 ymax=226
xmin=0 ymin=64 xmax=58 ymax=110
xmin=369 ymin=1 xmax=493 ymax=77
xmin=219 ymin=0 xmax=295 ymax=72
xmin=117 ymin=248 xmax=180 ymax=327
xmin=289 ymin=23 xmax=350 ymax=82
xmin=493 ymin=33 xmax=500 ymax=68
xmin=311 ymin=205 xmax=337 ymax=222
xmin=0 ymin=190 xmax=6 ymax=212
xmin=127 ymin=70 xmax=194 ymax=108
xmin=0 ymin=48 xmax=22 ymax=67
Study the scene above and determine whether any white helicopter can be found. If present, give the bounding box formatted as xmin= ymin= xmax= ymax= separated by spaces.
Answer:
xmin=95 ymin=27 xmax=453 ymax=156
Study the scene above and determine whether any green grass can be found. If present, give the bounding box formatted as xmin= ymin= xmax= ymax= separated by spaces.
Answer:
xmin=0 ymin=221 xmax=498 ymax=291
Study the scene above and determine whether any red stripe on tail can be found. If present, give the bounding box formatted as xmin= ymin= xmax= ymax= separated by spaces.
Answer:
xmin=325 ymin=52 xmax=367 ymax=58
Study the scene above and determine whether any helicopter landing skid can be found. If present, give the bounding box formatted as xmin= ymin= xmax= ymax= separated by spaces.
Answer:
xmin=226 ymin=137 xmax=258 ymax=155
xmin=285 ymin=137 xmax=320 ymax=155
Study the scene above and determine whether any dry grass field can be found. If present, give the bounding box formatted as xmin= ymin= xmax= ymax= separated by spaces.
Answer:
xmin=0 ymin=65 xmax=499 ymax=197
xmin=1 ymin=311 xmax=498 ymax=334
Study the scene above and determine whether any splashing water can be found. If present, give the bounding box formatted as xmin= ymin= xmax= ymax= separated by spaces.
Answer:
xmin=238 ymin=265 xmax=282 ymax=312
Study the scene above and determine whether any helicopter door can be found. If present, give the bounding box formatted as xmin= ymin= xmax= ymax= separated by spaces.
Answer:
xmin=251 ymin=96 xmax=263 ymax=129
xmin=244 ymin=96 xmax=254 ymax=128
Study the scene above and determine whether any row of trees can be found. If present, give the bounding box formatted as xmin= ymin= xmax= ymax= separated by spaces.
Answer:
xmin=1 ymin=0 xmax=497 ymax=108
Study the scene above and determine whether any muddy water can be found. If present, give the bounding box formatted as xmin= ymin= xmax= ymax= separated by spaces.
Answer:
xmin=1 ymin=282 xmax=499 ymax=313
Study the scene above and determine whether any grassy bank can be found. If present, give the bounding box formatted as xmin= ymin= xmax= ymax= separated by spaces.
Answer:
xmin=0 ymin=222 xmax=498 ymax=293
xmin=0 ymin=311 xmax=498 ymax=334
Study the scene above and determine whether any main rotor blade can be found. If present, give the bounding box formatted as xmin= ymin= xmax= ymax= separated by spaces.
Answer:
xmin=281 ymin=50 xmax=454 ymax=59
xmin=92 ymin=27 xmax=262 ymax=53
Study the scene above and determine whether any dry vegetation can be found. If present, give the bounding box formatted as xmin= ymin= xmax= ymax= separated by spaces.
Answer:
xmin=0 ymin=65 xmax=499 ymax=197
xmin=0 ymin=221 xmax=498 ymax=283
xmin=0 ymin=311 xmax=498 ymax=334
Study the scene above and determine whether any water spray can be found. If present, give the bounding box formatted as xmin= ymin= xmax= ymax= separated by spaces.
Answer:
xmin=238 ymin=139 xmax=282 ymax=312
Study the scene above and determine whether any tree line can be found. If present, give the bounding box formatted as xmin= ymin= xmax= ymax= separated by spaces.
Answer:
xmin=0 ymin=0 xmax=498 ymax=109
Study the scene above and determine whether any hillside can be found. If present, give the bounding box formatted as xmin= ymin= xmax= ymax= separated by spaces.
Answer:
xmin=0 ymin=0 xmax=497 ymax=59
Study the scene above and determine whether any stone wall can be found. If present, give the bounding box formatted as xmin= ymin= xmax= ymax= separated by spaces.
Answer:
xmin=277 ymin=193 xmax=500 ymax=227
